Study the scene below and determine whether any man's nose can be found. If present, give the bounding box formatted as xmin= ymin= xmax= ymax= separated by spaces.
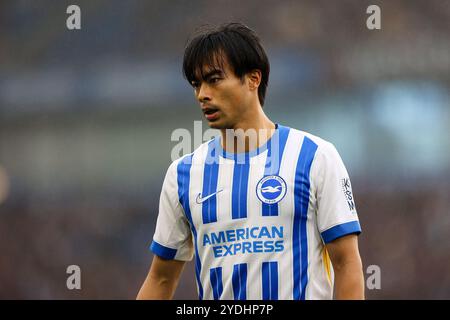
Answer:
xmin=197 ymin=84 xmax=211 ymax=103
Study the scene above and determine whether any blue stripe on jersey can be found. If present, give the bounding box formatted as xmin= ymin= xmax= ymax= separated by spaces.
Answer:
xmin=262 ymin=262 xmax=270 ymax=299
xmin=150 ymin=240 xmax=177 ymax=259
xmin=232 ymin=158 xmax=250 ymax=219
xmin=232 ymin=263 xmax=248 ymax=300
xmin=177 ymin=154 xmax=204 ymax=300
xmin=262 ymin=125 xmax=290 ymax=216
xmin=262 ymin=261 xmax=278 ymax=300
xmin=321 ymin=220 xmax=362 ymax=244
xmin=210 ymin=267 xmax=223 ymax=300
xmin=202 ymin=141 xmax=220 ymax=224
xmin=293 ymin=136 xmax=318 ymax=300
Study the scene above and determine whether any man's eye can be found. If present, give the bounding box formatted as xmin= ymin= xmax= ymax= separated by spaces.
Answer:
xmin=209 ymin=78 xmax=220 ymax=84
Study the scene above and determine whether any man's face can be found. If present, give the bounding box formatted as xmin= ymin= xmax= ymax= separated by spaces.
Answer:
xmin=191 ymin=58 xmax=252 ymax=130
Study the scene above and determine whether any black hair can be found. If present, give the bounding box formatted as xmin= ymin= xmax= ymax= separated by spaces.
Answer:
xmin=183 ymin=22 xmax=270 ymax=106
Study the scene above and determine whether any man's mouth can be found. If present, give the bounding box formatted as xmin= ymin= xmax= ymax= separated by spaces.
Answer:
xmin=203 ymin=107 xmax=220 ymax=121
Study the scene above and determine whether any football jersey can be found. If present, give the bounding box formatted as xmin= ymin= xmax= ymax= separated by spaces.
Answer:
xmin=150 ymin=124 xmax=361 ymax=300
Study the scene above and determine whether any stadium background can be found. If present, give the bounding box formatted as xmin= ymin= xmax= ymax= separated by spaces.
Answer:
xmin=0 ymin=0 xmax=449 ymax=299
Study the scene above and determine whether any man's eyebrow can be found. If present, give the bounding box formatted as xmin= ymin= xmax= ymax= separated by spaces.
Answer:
xmin=202 ymin=69 xmax=224 ymax=79
xmin=191 ymin=69 xmax=224 ymax=84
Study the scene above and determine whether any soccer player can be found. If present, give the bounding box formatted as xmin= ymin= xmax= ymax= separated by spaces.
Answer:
xmin=137 ymin=23 xmax=364 ymax=300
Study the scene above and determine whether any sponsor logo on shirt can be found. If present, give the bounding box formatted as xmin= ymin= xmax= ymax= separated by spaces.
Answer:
xmin=196 ymin=189 xmax=224 ymax=204
xmin=203 ymin=225 xmax=285 ymax=258
xmin=341 ymin=178 xmax=356 ymax=212
xmin=256 ymin=175 xmax=287 ymax=204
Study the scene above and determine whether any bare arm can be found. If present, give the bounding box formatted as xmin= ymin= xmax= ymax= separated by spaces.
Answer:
xmin=326 ymin=234 xmax=365 ymax=300
xmin=136 ymin=255 xmax=186 ymax=300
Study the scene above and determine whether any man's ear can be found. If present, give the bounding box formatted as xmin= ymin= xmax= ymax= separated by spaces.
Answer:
xmin=246 ymin=70 xmax=262 ymax=91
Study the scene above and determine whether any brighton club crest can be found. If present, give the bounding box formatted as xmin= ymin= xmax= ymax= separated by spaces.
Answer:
xmin=256 ymin=175 xmax=287 ymax=204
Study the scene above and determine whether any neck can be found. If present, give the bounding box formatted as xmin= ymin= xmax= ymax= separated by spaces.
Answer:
xmin=220 ymin=106 xmax=275 ymax=154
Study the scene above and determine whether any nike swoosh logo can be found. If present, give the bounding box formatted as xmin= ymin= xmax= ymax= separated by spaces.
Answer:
xmin=196 ymin=189 xmax=224 ymax=204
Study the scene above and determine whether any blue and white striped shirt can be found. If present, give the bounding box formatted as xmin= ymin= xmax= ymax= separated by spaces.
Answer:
xmin=150 ymin=124 xmax=361 ymax=300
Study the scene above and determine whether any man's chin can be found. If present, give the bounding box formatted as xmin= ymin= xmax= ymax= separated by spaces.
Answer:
xmin=205 ymin=119 xmax=225 ymax=129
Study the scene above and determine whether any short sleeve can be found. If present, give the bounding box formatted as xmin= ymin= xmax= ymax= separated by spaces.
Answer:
xmin=312 ymin=142 xmax=361 ymax=244
xmin=150 ymin=161 xmax=194 ymax=261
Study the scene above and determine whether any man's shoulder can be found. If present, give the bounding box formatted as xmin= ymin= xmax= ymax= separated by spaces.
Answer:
xmin=282 ymin=126 xmax=346 ymax=180
xmin=283 ymin=125 xmax=334 ymax=152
